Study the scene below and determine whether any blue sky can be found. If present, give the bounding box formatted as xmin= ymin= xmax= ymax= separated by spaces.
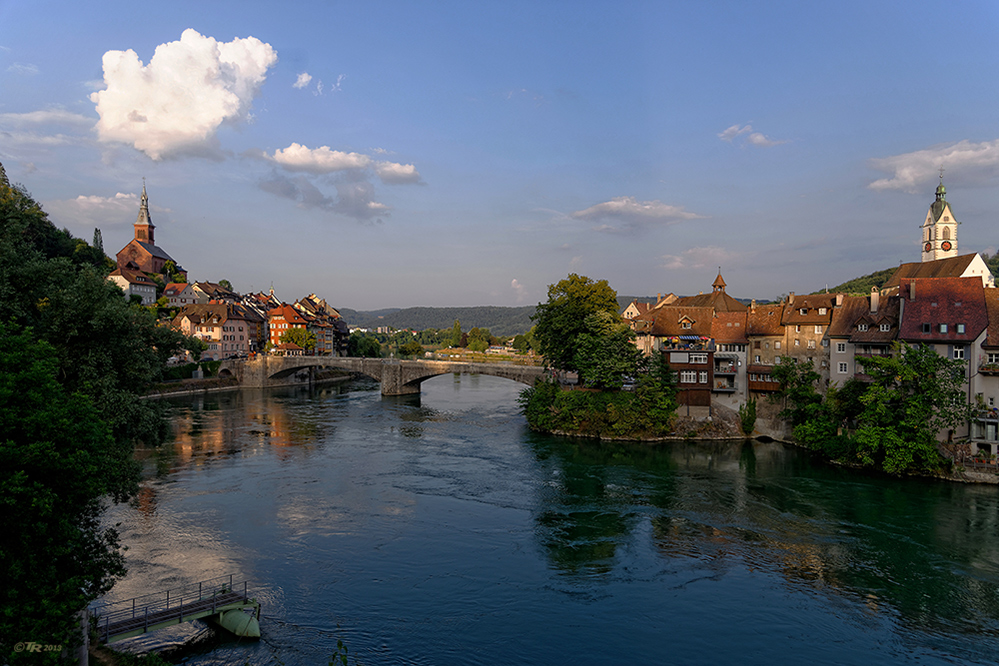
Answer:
xmin=3 ymin=0 xmax=999 ymax=309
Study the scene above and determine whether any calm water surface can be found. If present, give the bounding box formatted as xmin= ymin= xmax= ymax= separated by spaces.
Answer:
xmin=104 ymin=374 xmax=999 ymax=665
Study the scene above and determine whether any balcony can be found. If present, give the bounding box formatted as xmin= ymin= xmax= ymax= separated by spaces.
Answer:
xmin=712 ymin=379 xmax=738 ymax=393
xmin=714 ymin=363 xmax=737 ymax=375
xmin=979 ymin=363 xmax=999 ymax=376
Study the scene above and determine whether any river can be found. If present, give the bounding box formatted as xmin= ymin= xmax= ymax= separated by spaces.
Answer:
xmin=102 ymin=374 xmax=999 ymax=665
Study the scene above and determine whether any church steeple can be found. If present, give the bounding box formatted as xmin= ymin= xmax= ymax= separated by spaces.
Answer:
xmin=920 ymin=172 xmax=957 ymax=262
xmin=134 ymin=181 xmax=155 ymax=244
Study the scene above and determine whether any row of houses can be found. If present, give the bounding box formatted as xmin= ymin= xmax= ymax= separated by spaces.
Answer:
xmin=624 ymin=182 xmax=999 ymax=456
xmin=170 ymin=287 xmax=350 ymax=360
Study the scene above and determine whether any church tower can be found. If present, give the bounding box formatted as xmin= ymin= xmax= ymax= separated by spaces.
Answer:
xmin=920 ymin=176 xmax=957 ymax=262
xmin=133 ymin=183 xmax=155 ymax=245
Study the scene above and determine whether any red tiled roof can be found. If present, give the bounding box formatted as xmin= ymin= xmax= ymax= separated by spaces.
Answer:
xmin=711 ymin=311 xmax=748 ymax=344
xmin=897 ymin=277 xmax=987 ymax=343
xmin=883 ymin=254 xmax=978 ymax=288
xmin=826 ymin=295 xmax=870 ymax=338
xmin=632 ymin=306 xmax=715 ymax=338
xmin=746 ymin=304 xmax=785 ymax=336
xmin=780 ymin=294 xmax=839 ymax=326
xmin=980 ymin=288 xmax=999 ymax=349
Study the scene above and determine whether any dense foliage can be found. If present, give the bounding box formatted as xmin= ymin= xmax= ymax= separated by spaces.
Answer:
xmin=0 ymin=172 xmax=195 ymax=661
xmin=347 ymin=331 xmax=383 ymax=357
xmin=339 ymin=305 xmax=536 ymax=337
xmin=770 ymin=345 xmax=971 ymax=475
xmin=279 ymin=326 xmax=317 ymax=351
xmin=820 ymin=267 xmax=898 ymax=295
xmin=532 ymin=274 xmax=621 ymax=381
xmin=520 ymin=355 xmax=678 ymax=438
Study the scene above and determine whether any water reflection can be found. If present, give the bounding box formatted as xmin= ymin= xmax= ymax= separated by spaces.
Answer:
xmin=531 ymin=435 xmax=999 ymax=638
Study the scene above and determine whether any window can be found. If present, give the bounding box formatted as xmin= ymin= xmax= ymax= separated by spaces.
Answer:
xmin=880 ymin=323 xmax=890 ymax=332
xmin=921 ymin=323 xmax=931 ymax=334
xmin=857 ymin=324 xmax=868 ymax=332
xmin=814 ymin=325 xmax=823 ymax=334
xmin=754 ymin=341 xmax=761 ymax=349
xmin=680 ymin=370 xmax=697 ymax=383
xmin=822 ymin=339 xmax=829 ymax=347
xmin=699 ymin=371 xmax=708 ymax=384
xmin=807 ymin=340 xmax=816 ymax=350
xmin=774 ymin=341 xmax=781 ymax=350
xmin=794 ymin=339 xmax=800 ymax=347
xmin=957 ymin=324 xmax=965 ymax=334
xmin=818 ymin=308 xmax=827 ymax=315
xmin=690 ymin=353 xmax=708 ymax=364
xmin=795 ymin=325 xmax=801 ymax=333
xmin=765 ymin=342 xmax=770 ymax=350
xmin=837 ymin=342 xmax=846 ymax=353
xmin=991 ymin=397 xmax=996 ymax=408
xmin=799 ymin=308 xmax=807 ymax=316
xmin=952 ymin=345 xmax=965 ymax=360
xmin=989 ymin=353 xmax=999 ymax=364
xmin=940 ymin=324 xmax=948 ymax=334
xmin=681 ymin=321 xmax=692 ymax=329
xmin=838 ymin=362 xmax=848 ymax=374
xmin=754 ymin=355 xmax=761 ymax=363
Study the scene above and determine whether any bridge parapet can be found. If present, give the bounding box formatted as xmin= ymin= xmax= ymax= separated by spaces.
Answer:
xmin=219 ymin=356 xmax=544 ymax=395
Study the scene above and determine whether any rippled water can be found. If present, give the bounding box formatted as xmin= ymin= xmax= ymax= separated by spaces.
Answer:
xmin=103 ymin=374 xmax=999 ymax=665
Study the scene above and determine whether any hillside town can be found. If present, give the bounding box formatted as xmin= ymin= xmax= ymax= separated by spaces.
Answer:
xmin=108 ymin=184 xmax=351 ymax=360
xmin=621 ymin=179 xmax=999 ymax=459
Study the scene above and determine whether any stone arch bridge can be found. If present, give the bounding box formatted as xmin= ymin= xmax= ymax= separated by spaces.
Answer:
xmin=218 ymin=356 xmax=546 ymax=396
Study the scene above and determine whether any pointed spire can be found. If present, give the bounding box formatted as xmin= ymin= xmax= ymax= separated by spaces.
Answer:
xmin=936 ymin=166 xmax=946 ymax=201
xmin=134 ymin=181 xmax=155 ymax=243
xmin=712 ymin=268 xmax=726 ymax=292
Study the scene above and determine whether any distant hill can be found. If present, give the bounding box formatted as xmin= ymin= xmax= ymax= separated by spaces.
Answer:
xmin=339 ymin=306 xmax=536 ymax=337
xmin=818 ymin=268 xmax=898 ymax=295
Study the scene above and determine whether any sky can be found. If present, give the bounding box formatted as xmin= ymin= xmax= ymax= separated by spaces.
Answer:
xmin=2 ymin=0 xmax=999 ymax=309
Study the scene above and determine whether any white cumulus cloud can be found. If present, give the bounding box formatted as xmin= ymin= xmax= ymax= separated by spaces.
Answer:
xmin=44 ymin=191 xmax=170 ymax=230
xmin=571 ymin=196 xmax=704 ymax=233
xmin=90 ymin=29 xmax=278 ymax=160
xmin=868 ymin=139 xmax=999 ymax=192
xmin=293 ymin=72 xmax=313 ymax=89
xmin=272 ymin=143 xmax=372 ymax=172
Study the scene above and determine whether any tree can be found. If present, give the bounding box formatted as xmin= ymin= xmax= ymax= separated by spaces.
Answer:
xmin=0 ymin=322 xmax=139 ymax=661
xmin=854 ymin=343 xmax=972 ymax=474
xmin=572 ymin=311 xmax=643 ymax=389
xmin=399 ymin=340 xmax=424 ymax=357
xmin=450 ymin=319 xmax=462 ymax=347
xmin=770 ymin=357 xmax=823 ymax=426
xmin=532 ymin=274 xmax=620 ymax=377
xmin=218 ymin=278 xmax=233 ymax=291
xmin=92 ymin=227 xmax=104 ymax=255
xmin=279 ymin=327 xmax=317 ymax=351
xmin=347 ymin=332 xmax=382 ymax=358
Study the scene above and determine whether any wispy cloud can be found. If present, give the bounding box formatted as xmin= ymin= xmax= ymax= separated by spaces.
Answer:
xmin=258 ymin=172 xmax=388 ymax=223
xmin=293 ymin=72 xmax=313 ymax=89
xmin=90 ymin=29 xmax=277 ymax=160
xmin=44 ymin=191 xmax=169 ymax=229
xmin=868 ymin=139 xmax=999 ymax=192
xmin=718 ymin=123 xmax=786 ymax=147
xmin=510 ymin=278 xmax=528 ymax=303
xmin=570 ymin=196 xmax=705 ymax=233
xmin=6 ymin=63 xmax=39 ymax=76
xmin=0 ymin=109 xmax=93 ymax=128
xmin=661 ymin=246 xmax=739 ymax=270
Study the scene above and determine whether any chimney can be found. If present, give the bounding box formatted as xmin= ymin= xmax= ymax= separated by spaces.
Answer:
xmin=750 ymin=298 xmax=757 ymax=311
xmin=909 ymin=281 xmax=916 ymax=301
xmin=870 ymin=286 xmax=879 ymax=314
xmin=788 ymin=292 xmax=795 ymax=304
xmin=835 ymin=293 xmax=843 ymax=307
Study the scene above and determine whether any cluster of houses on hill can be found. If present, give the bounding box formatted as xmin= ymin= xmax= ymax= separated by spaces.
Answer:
xmin=623 ymin=181 xmax=999 ymax=458
xmin=107 ymin=185 xmax=350 ymax=360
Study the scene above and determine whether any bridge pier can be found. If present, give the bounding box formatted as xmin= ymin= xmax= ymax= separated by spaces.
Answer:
xmin=379 ymin=361 xmax=421 ymax=396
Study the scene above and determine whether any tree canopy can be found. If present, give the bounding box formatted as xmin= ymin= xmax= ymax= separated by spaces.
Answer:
xmin=532 ymin=274 xmax=620 ymax=378
xmin=280 ymin=326 xmax=317 ymax=351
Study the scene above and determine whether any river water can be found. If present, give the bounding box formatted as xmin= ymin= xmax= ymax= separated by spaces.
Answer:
xmin=103 ymin=374 xmax=999 ymax=665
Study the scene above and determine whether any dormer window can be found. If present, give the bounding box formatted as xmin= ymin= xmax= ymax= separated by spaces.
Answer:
xmin=957 ymin=323 xmax=965 ymax=334
xmin=921 ymin=323 xmax=931 ymax=333
xmin=880 ymin=323 xmax=890 ymax=332
xmin=799 ymin=308 xmax=807 ymax=316
xmin=857 ymin=324 xmax=868 ymax=332
xmin=681 ymin=321 xmax=692 ymax=330
xmin=818 ymin=308 xmax=827 ymax=315
xmin=939 ymin=324 xmax=948 ymax=333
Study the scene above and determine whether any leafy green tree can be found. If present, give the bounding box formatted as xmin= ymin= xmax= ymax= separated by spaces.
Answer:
xmin=347 ymin=331 xmax=382 ymax=357
xmin=770 ymin=357 xmax=823 ymax=426
xmin=532 ymin=274 xmax=620 ymax=377
xmin=854 ymin=343 xmax=972 ymax=474
xmin=218 ymin=278 xmax=232 ymax=291
xmin=512 ymin=334 xmax=530 ymax=352
xmin=399 ymin=340 xmax=424 ymax=357
xmin=450 ymin=319 xmax=462 ymax=347
xmin=0 ymin=323 xmax=139 ymax=662
xmin=279 ymin=327 xmax=317 ymax=351
xmin=572 ymin=311 xmax=643 ymax=389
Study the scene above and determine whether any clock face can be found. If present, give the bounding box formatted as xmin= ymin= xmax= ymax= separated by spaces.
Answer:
xmin=942 ymin=241 xmax=952 ymax=251
xmin=924 ymin=242 xmax=932 ymax=252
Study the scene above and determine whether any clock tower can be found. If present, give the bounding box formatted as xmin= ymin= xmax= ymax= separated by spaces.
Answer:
xmin=920 ymin=176 xmax=957 ymax=262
